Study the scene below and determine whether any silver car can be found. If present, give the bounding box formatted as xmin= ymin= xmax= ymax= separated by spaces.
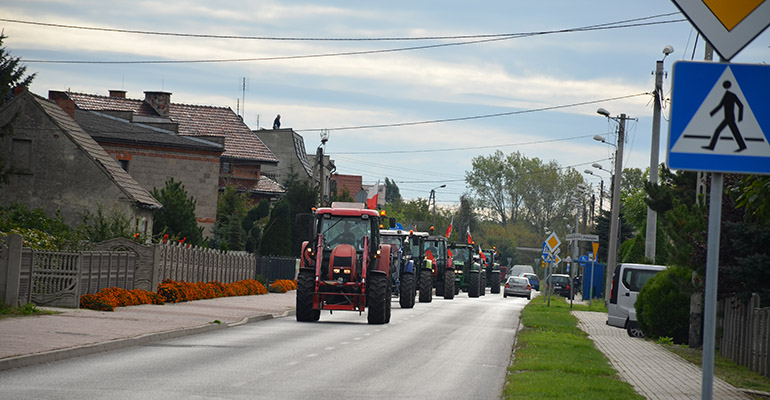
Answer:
xmin=503 ymin=276 xmax=531 ymax=300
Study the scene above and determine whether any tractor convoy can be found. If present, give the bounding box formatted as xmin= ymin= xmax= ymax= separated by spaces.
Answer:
xmin=295 ymin=202 xmax=514 ymax=324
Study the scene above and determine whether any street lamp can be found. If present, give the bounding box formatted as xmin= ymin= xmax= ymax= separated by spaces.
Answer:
xmin=584 ymin=170 xmax=605 ymax=215
xmin=646 ymin=45 xmax=674 ymax=262
xmin=596 ymin=108 xmax=631 ymax=307
xmin=429 ymin=184 xmax=446 ymax=228
xmin=317 ymin=129 xmax=330 ymax=206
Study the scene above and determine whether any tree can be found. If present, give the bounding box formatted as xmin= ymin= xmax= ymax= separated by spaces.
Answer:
xmin=259 ymin=199 xmax=293 ymax=256
xmin=151 ymin=178 xmax=203 ymax=246
xmin=384 ymin=177 xmax=402 ymax=204
xmin=0 ymin=34 xmax=35 ymax=106
xmin=466 ymin=150 xmax=509 ymax=225
xmin=456 ymin=195 xmax=478 ymax=243
xmin=213 ymin=186 xmax=247 ymax=251
xmin=283 ymin=172 xmax=318 ymax=253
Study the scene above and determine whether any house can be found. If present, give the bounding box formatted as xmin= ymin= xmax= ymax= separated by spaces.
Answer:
xmin=255 ymin=127 xmax=335 ymax=203
xmin=54 ymin=90 xmax=283 ymax=204
xmin=0 ymin=91 xmax=161 ymax=235
xmin=67 ymin=105 xmax=224 ymax=236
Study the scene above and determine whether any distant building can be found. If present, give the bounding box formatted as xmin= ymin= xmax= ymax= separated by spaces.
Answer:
xmin=0 ymin=91 xmax=160 ymax=235
xmin=53 ymin=90 xmax=284 ymax=204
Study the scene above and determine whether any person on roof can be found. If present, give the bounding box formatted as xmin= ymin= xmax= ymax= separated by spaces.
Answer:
xmin=273 ymin=114 xmax=281 ymax=129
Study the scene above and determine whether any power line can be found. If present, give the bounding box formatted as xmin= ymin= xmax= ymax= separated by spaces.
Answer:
xmin=19 ymin=19 xmax=685 ymax=65
xmin=299 ymin=93 xmax=651 ymax=132
xmin=331 ymin=133 xmax=600 ymax=155
xmin=1 ymin=13 xmax=681 ymax=41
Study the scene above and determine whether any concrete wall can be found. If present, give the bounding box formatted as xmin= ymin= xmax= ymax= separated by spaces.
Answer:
xmin=103 ymin=145 xmax=220 ymax=237
xmin=0 ymin=96 xmax=152 ymax=234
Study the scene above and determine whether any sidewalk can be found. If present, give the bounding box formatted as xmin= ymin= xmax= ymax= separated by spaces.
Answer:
xmin=573 ymin=310 xmax=752 ymax=400
xmin=0 ymin=292 xmax=296 ymax=371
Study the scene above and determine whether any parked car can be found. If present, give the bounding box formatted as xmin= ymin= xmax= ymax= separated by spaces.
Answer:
xmin=503 ymin=276 xmax=531 ymax=300
xmin=520 ymin=273 xmax=540 ymax=291
xmin=545 ymin=274 xmax=573 ymax=299
xmin=607 ymin=263 xmax=667 ymax=338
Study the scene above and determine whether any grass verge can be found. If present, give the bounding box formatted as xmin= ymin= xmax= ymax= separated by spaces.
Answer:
xmin=663 ymin=344 xmax=770 ymax=394
xmin=504 ymin=297 xmax=642 ymax=399
xmin=0 ymin=303 xmax=57 ymax=319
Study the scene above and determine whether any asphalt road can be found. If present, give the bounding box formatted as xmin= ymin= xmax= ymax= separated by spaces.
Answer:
xmin=0 ymin=292 xmax=528 ymax=400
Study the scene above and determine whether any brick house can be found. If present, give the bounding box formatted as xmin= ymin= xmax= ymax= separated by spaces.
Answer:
xmin=55 ymin=90 xmax=283 ymax=205
xmin=71 ymin=106 xmax=224 ymax=236
xmin=0 ymin=91 xmax=161 ymax=235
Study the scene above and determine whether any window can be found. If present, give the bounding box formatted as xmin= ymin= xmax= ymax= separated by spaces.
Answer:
xmin=118 ymin=159 xmax=129 ymax=172
xmin=622 ymin=269 xmax=659 ymax=292
xmin=222 ymin=162 xmax=231 ymax=173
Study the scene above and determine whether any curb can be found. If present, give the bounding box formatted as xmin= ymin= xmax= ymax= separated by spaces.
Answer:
xmin=0 ymin=309 xmax=296 ymax=372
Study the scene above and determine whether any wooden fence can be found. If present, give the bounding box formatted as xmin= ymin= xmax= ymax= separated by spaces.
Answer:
xmin=719 ymin=293 xmax=770 ymax=378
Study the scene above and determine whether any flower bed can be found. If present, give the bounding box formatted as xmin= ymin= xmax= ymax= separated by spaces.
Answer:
xmin=269 ymin=279 xmax=298 ymax=293
xmin=80 ymin=279 xmax=268 ymax=311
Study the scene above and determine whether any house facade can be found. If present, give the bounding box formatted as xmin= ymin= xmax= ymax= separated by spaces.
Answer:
xmin=57 ymin=90 xmax=283 ymax=205
xmin=0 ymin=92 xmax=161 ymax=235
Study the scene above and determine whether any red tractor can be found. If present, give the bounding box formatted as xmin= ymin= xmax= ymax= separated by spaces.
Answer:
xmin=296 ymin=203 xmax=395 ymax=324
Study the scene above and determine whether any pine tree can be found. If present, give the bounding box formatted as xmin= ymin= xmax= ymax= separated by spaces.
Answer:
xmin=151 ymin=178 xmax=203 ymax=246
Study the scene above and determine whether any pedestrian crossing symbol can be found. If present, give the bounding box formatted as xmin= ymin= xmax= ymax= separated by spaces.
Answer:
xmin=668 ymin=61 xmax=770 ymax=175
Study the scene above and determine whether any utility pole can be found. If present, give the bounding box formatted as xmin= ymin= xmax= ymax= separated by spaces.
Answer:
xmin=605 ymin=114 xmax=626 ymax=307
xmin=317 ymin=130 xmax=329 ymax=206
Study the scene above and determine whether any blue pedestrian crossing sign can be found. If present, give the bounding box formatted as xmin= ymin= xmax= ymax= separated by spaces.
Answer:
xmin=668 ymin=61 xmax=770 ymax=175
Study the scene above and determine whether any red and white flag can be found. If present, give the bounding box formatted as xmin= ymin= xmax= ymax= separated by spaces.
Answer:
xmin=366 ymin=180 xmax=380 ymax=210
xmin=445 ymin=216 xmax=453 ymax=238
xmin=466 ymin=226 xmax=473 ymax=244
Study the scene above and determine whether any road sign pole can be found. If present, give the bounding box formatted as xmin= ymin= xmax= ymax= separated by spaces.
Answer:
xmin=702 ymin=172 xmax=722 ymax=400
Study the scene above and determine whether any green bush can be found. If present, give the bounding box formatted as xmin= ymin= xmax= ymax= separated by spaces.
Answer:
xmin=636 ymin=265 xmax=693 ymax=344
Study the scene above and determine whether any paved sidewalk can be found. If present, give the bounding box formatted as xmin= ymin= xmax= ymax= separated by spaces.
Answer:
xmin=573 ymin=310 xmax=751 ymax=400
xmin=0 ymin=292 xmax=296 ymax=371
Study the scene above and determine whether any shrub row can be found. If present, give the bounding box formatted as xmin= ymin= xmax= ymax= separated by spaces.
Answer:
xmin=269 ymin=279 xmax=297 ymax=293
xmin=80 ymin=279 xmax=270 ymax=311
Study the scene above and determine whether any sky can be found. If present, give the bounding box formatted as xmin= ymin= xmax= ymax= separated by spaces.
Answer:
xmin=3 ymin=1 xmax=769 ymax=205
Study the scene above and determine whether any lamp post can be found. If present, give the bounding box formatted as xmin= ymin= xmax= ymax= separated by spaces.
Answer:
xmin=646 ymin=45 xmax=673 ymax=263
xmin=429 ymin=184 xmax=446 ymax=228
xmin=317 ymin=129 xmax=330 ymax=206
xmin=584 ymin=170 xmax=604 ymax=217
xmin=596 ymin=108 xmax=629 ymax=307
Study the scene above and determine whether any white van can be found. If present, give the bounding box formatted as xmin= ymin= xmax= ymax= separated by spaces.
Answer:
xmin=607 ymin=263 xmax=666 ymax=337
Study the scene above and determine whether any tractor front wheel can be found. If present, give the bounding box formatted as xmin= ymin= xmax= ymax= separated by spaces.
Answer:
xmin=468 ymin=271 xmax=480 ymax=298
xmin=367 ymin=273 xmax=388 ymax=325
xmin=490 ymin=271 xmax=501 ymax=294
xmin=296 ymin=269 xmax=320 ymax=322
xmin=418 ymin=269 xmax=433 ymax=303
xmin=443 ymin=269 xmax=455 ymax=300
xmin=399 ymin=272 xmax=416 ymax=308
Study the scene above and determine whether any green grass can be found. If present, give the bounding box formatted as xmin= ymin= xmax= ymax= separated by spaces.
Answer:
xmin=0 ymin=303 xmax=57 ymax=319
xmin=504 ymin=297 xmax=642 ymax=399
xmin=664 ymin=344 xmax=770 ymax=394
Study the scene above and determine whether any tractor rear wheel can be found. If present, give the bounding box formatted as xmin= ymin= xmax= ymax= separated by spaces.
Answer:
xmin=481 ymin=273 xmax=486 ymax=296
xmin=468 ymin=271 xmax=480 ymax=298
xmin=399 ymin=272 xmax=416 ymax=308
xmin=296 ymin=269 xmax=320 ymax=322
xmin=367 ymin=273 xmax=388 ymax=325
xmin=418 ymin=269 xmax=433 ymax=303
xmin=490 ymin=271 xmax=501 ymax=294
xmin=385 ymin=276 xmax=392 ymax=323
xmin=443 ymin=269 xmax=455 ymax=300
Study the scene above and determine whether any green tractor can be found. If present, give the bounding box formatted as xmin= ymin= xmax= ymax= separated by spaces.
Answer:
xmin=481 ymin=247 xmax=502 ymax=294
xmin=420 ymin=235 xmax=455 ymax=301
xmin=449 ymin=243 xmax=485 ymax=298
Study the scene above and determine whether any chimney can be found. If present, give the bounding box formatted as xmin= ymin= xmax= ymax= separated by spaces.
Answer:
xmin=109 ymin=90 xmax=126 ymax=98
xmin=48 ymin=90 xmax=75 ymax=119
xmin=143 ymin=91 xmax=171 ymax=118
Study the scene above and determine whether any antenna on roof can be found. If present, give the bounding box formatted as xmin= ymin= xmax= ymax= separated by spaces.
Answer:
xmin=241 ymin=77 xmax=246 ymax=119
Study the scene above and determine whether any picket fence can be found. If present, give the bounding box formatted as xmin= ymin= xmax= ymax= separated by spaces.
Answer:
xmin=719 ymin=293 xmax=770 ymax=378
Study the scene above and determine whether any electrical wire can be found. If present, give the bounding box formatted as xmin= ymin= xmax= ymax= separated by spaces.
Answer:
xmin=297 ymin=92 xmax=651 ymax=132
xmin=19 ymin=19 xmax=686 ymax=65
xmin=1 ymin=12 xmax=681 ymax=41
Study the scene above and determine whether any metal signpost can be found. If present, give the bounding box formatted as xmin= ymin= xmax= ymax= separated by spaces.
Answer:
xmin=669 ymin=2 xmax=770 ymax=398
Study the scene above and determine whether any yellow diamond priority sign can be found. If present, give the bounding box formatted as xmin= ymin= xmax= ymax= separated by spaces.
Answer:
xmin=672 ymin=0 xmax=770 ymax=60
xmin=544 ymin=232 xmax=561 ymax=254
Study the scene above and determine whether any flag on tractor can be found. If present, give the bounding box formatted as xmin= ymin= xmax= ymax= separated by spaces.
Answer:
xmin=479 ymin=245 xmax=487 ymax=262
xmin=445 ymin=216 xmax=453 ymax=238
xmin=466 ymin=226 xmax=473 ymax=244
xmin=366 ymin=180 xmax=380 ymax=210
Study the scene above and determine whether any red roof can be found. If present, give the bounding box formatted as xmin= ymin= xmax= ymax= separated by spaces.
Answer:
xmin=67 ymin=92 xmax=277 ymax=163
